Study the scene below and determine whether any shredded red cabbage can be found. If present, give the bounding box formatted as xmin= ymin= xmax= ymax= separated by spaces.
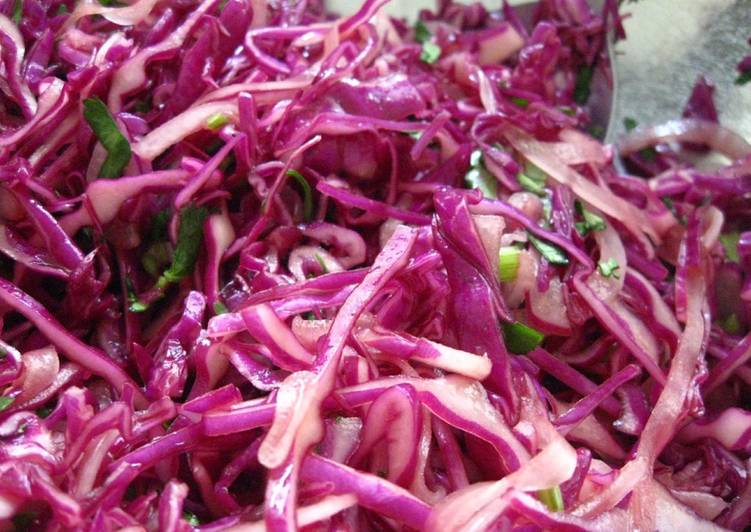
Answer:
xmin=0 ymin=0 xmax=750 ymax=529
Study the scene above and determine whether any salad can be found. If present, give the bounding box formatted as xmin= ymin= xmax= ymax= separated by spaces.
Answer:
xmin=0 ymin=0 xmax=750 ymax=529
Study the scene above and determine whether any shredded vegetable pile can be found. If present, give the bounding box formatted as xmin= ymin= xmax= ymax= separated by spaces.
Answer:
xmin=1 ymin=0 xmax=751 ymax=529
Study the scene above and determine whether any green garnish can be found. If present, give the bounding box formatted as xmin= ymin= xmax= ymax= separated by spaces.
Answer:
xmin=126 ymin=278 xmax=149 ymax=313
xmin=206 ymin=112 xmax=229 ymax=130
xmin=420 ymin=42 xmax=441 ymax=64
xmin=502 ymin=321 xmax=544 ymax=355
xmin=498 ymin=246 xmax=521 ymax=283
xmin=574 ymin=65 xmax=594 ymax=105
xmin=736 ymin=71 xmax=751 ymax=86
xmin=720 ymin=232 xmax=740 ymax=263
xmin=213 ymin=301 xmax=229 ymax=315
xmin=574 ymin=201 xmax=606 ymax=235
xmin=83 ymin=97 xmax=132 ymax=179
xmin=414 ymin=20 xmax=431 ymax=44
xmin=315 ymin=253 xmax=329 ymax=274
xmin=158 ymin=204 xmax=209 ymax=288
xmin=510 ymin=96 xmax=530 ymax=108
xmin=287 ymin=169 xmax=313 ymax=221
xmin=720 ymin=313 xmax=741 ymax=335
xmin=538 ymin=486 xmax=564 ymax=512
xmin=36 ymin=405 xmax=54 ymax=418
xmin=183 ymin=511 xmax=200 ymax=526
xmin=465 ymin=149 xmax=497 ymax=199
xmin=0 ymin=396 xmax=15 ymax=412
xmin=527 ymin=233 xmax=569 ymax=265
xmin=12 ymin=0 xmax=22 ymax=24
xmin=597 ymin=258 xmax=621 ymax=279
xmin=517 ymin=161 xmax=547 ymax=196
xmin=128 ymin=300 xmax=149 ymax=313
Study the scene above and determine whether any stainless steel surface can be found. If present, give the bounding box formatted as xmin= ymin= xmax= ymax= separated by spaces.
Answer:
xmin=608 ymin=0 xmax=751 ymax=143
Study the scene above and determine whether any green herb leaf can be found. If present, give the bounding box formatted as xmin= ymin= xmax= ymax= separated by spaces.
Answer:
xmin=574 ymin=201 xmax=606 ymax=235
xmin=465 ymin=149 xmax=497 ymax=199
xmin=510 ymin=96 xmax=530 ymax=108
xmin=12 ymin=0 xmax=22 ymax=24
xmin=287 ymin=169 xmax=313 ymax=221
xmin=527 ymin=233 xmax=569 ymax=265
xmin=538 ymin=486 xmax=564 ymax=512
xmin=574 ymin=65 xmax=594 ymax=105
xmin=206 ymin=112 xmax=229 ymax=130
xmin=83 ymin=97 xmax=132 ymax=179
xmin=303 ymin=311 xmax=317 ymax=320
xmin=213 ymin=301 xmax=229 ymax=315
xmin=736 ymin=71 xmax=751 ymax=86
xmin=414 ymin=20 xmax=431 ymax=44
xmin=0 ymin=396 xmax=14 ymax=412
xmin=159 ymin=204 xmax=209 ymax=286
xmin=502 ymin=321 xmax=544 ymax=354
xmin=597 ymin=258 xmax=621 ymax=279
xmin=56 ymin=4 xmax=68 ymax=14
xmin=623 ymin=116 xmax=638 ymax=131
xmin=720 ymin=232 xmax=740 ymax=263
xmin=420 ymin=41 xmax=441 ymax=64
xmin=517 ymin=161 xmax=547 ymax=196
xmin=720 ymin=313 xmax=741 ymax=335
xmin=183 ymin=511 xmax=200 ymax=527
xmin=498 ymin=246 xmax=521 ymax=282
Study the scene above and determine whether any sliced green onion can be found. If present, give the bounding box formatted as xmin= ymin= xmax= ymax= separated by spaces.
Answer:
xmin=575 ymin=201 xmax=606 ymax=235
xmin=510 ymin=96 xmax=530 ymax=108
xmin=420 ymin=42 xmax=441 ymax=64
xmin=517 ymin=161 xmax=547 ymax=196
xmin=159 ymin=204 xmax=209 ymax=287
xmin=518 ymin=173 xmax=545 ymax=195
xmin=465 ymin=149 xmax=497 ymax=199
xmin=720 ymin=313 xmax=741 ymax=335
xmin=183 ymin=511 xmax=200 ymax=526
xmin=538 ymin=486 xmax=564 ymax=512
xmin=573 ymin=64 xmax=594 ymax=105
xmin=12 ymin=0 xmax=22 ymax=24
xmin=287 ymin=169 xmax=313 ymax=221
xmin=597 ymin=258 xmax=621 ymax=279
xmin=0 ymin=396 xmax=15 ymax=412
xmin=414 ymin=20 xmax=431 ymax=43
xmin=128 ymin=300 xmax=149 ymax=313
xmin=527 ymin=233 xmax=569 ymax=265
xmin=498 ymin=246 xmax=521 ymax=282
xmin=502 ymin=321 xmax=544 ymax=354
xmin=720 ymin=232 xmax=740 ymax=263
xmin=83 ymin=97 xmax=132 ymax=179
xmin=315 ymin=253 xmax=329 ymax=274
xmin=206 ymin=112 xmax=229 ymax=130
xmin=213 ymin=301 xmax=229 ymax=315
